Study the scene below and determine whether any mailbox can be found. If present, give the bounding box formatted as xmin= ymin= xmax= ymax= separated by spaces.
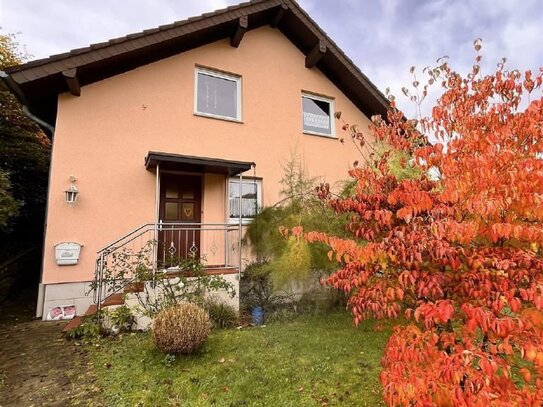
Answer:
xmin=55 ymin=242 xmax=82 ymax=266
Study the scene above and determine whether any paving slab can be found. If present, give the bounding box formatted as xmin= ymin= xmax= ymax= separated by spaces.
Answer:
xmin=0 ymin=319 xmax=104 ymax=406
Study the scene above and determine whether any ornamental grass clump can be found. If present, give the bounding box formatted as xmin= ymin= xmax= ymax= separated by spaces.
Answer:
xmin=152 ymin=303 xmax=211 ymax=354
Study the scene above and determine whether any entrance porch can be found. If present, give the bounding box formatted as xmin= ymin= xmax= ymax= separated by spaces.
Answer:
xmin=91 ymin=152 xmax=256 ymax=314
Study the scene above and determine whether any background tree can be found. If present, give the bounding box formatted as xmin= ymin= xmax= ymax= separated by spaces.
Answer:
xmin=0 ymin=33 xmax=50 ymax=260
xmin=296 ymin=42 xmax=543 ymax=405
xmin=0 ymin=170 xmax=19 ymax=227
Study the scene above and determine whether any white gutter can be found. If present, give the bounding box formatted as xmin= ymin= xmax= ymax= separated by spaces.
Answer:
xmin=0 ymin=71 xmax=56 ymax=134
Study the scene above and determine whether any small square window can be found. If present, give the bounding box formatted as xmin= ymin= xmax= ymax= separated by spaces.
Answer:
xmin=228 ymin=178 xmax=262 ymax=224
xmin=302 ymin=93 xmax=334 ymax=137
xmin=195 ymin=68 xmax=241 ymax=121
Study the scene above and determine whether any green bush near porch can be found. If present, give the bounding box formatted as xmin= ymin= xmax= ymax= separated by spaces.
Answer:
xmin=88 ymin=312 xmax=391 ymax=406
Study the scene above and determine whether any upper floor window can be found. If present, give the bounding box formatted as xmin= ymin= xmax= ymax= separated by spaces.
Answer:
xmin=302 ymin=93 xmax=335 ymax=137
xmin=195 ymin=67 xmax=241 ymax=121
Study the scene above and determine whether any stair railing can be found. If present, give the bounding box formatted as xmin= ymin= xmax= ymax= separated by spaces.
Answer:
xmin=92 ymin=223 xmax=241 ymax=311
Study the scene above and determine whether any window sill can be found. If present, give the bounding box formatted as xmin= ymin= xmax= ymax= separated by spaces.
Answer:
xmin=228 ymin=219 xmax=253 ymax=225
xmin=303 ymin=131 xmax=338 ymax=140
xmin=194 ymin=112 xmax=243 ymax=124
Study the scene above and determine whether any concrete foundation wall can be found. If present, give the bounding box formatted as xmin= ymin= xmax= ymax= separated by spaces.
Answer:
xmin=41 ymin=273 xmax=240 ymax=323
xmin=42 ymin=281 xmax=94 ymax=320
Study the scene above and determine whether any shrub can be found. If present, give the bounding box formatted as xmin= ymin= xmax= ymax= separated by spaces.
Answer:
xmin=204 ymin=299 xmax=239 ymax=329
xmin=65 ymin=314 xmax=102 ymax=342
xmin=243 ymin=154 xmax=346 ymax=290
xmin=107 ymin=305 xmax=135 ymax=334
xmin=152 ymin=303 xmax=211 ymax=354
xmin=240 ymin=260 xmax=293 ymax=312
xmin=270 ymin=235 xmax=311 ymax=289
xmin=240 ymin=260 xmax=273 ymax=311
xmin=303 ymin=46 xmax=543 ymax=404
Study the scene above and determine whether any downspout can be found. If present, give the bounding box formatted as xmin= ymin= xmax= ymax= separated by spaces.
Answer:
xmin=153 ymin=162 xmax=161 ymax=272
xmin=1 ymin=70 xmax=56 ymax=317
xmin=238 ymin=171 xmax=243 ymax=279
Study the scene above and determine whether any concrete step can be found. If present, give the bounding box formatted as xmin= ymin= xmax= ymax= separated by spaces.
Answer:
xmin=102 ymin=293 xmax=125 ymax=307
xmin=84 ymin=304 xmax=98 ymax=316
xmin=62 ymin=316 xmax=83 ymax=332
xmin=62 ymin=294 xmax=125 ymax=333
xmin=124 ymin=281 xmax=144 ymax=293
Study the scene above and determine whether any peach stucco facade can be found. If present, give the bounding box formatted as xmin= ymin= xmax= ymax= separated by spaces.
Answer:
xmin=43 ymin=26 xmax=374 ymax=287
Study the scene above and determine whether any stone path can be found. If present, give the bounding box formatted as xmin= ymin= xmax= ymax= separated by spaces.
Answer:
xmin=0 ymin=305 xmax=103 ymax=406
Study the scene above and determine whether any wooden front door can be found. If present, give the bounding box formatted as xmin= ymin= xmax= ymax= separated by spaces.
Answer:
xmin=159 ymin=174 xmax=202 ymax=266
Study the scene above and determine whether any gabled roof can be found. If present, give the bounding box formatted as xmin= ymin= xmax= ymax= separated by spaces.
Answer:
xmin=1 ymin=0 xmax=390 ymax=135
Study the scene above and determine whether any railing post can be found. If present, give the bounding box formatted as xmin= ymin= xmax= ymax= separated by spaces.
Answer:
xmin=96 ymin=251 xmax=105 ymax=312
xmin=154 ymin=162 xmax=160 ymax=272
xmin=93 ymin=259 xmax=99 ymax=304
xmin=238 ymin=172 xmax=243 ymax=278
xmin=152 ymin=222 xmax=158 ymax=273
xmin=224 ymin=227 xmax=229 ymax=267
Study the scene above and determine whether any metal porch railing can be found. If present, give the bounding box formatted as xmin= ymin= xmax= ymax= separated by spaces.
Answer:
xmin=92 ymin=222 xmax=241 ymax=310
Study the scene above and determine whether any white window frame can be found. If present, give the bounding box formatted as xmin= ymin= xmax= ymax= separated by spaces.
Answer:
xmin=301 ymin=92 xmax=335 ymax=137
xmin=227 ymin=178 xmax=262 ymax=224
xmin=194 ymin=67 xmax=242 ymax=122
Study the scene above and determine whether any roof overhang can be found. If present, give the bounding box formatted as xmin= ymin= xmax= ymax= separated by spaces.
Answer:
xmin=145 ymin=151 xmax=254 ymax=176
xmin=1 ymin=0 xmax=391 ymax=137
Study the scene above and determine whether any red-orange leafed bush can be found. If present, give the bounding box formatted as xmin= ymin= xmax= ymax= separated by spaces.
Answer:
xmin=299 ymin=43 xmax=543 ymax=406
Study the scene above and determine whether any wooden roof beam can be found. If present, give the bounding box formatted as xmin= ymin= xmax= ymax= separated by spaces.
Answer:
xmin=305 ymin=40 xmax=327 ymax=69
xmin=230 ymin=16 xmax=248 ymax=48
xmin=62 ymin=68 xmax=80 ymax=96
xmin=271 ymin=4 xmax=288 ymax=28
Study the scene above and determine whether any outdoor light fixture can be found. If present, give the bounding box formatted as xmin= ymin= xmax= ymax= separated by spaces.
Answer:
xmin=64 ymin=175 xmax=78 ymax=205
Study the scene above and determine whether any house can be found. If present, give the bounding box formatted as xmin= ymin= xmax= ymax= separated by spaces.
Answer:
xmin=1 ymin=0 xmax=390 ymax=322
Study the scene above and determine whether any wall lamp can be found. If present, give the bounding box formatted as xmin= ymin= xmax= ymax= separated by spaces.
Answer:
xmin=64 ymin=175 xmax=78 ymax=205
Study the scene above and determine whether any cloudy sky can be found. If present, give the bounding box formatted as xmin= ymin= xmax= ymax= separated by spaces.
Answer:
xmin=1 ymin=0 xmax=542 ymax=116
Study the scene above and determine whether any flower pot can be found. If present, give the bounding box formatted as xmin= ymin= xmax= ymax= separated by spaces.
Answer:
xmin=251 ymin=306 xmax=264 ymax=326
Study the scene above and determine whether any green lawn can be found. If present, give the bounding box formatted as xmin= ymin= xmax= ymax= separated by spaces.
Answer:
xmin=88 ymin=312 xmax=391 ymax=406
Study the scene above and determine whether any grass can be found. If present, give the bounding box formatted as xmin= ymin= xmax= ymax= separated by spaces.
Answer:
xmin=88 ymin=312 xmax=392 ymax=406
